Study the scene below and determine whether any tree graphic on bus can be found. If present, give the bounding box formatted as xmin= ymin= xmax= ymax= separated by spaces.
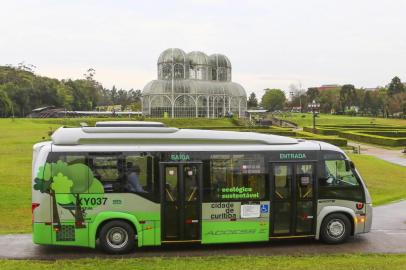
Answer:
xmin=33 ymin=160 xmax=104 ymax=230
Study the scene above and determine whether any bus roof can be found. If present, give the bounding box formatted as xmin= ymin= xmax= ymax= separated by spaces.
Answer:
xmin=51 ymin=125 xmax=301 ymax=146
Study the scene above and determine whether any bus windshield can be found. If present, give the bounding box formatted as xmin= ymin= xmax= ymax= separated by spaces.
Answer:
xmin=324 ymin=160 xmax=359 ymax=186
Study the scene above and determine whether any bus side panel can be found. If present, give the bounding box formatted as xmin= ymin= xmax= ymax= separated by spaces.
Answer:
xmin=85 ymin=194 xmax=161 ymax=247
xmin=201 ymin=202 xmax=269 ymax=244
xmin=32 ymin=143 xmax=53 ymax=245
xmin=316 ymin=199 xmax=366 ymax=239
xmin=33 ymin=223 xmax=53 ymax=245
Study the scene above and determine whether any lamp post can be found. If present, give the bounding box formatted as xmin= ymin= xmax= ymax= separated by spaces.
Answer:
xmin=308 ymin=100 xmax=320 ymax=132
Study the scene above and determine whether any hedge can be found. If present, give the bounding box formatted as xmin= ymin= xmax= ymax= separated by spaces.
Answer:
xmin=340 ymin=131 xmax=406 ymax=147
xmin=361 ymin=131 xmax=406 ymax=138
xmin=297 ymin=136 xmax=347 ymax=147
xmin=303 ymin=126 xmax=340 ymax=135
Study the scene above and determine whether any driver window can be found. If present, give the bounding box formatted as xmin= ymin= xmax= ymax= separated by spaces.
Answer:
xmin=323 ymin=160 xmax=359 ymax=186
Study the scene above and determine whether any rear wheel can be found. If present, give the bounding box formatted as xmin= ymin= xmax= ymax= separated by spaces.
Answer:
xmin=320 ymin=213 xmax=351 ymax=244
xmin=99 ymin=220 xmax=135 ymax=254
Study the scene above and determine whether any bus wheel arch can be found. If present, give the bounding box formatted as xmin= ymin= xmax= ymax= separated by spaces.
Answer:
xmin=97 ymin=219 xmax=137 ymax=254
xmin=316 ymin=207 xmax=356 ymax=240
xmin=320 ymin=212 xmax=353 ymax=244
xmin=96 ymin=218 xmax=138 ymax=242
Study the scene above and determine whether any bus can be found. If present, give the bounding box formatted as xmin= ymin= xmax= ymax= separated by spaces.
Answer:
xmin=32 ymin=121 xmax=372 ymax=254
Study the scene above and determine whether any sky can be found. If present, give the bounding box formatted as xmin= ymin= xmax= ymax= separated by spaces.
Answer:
xmin=1 ymin=0 xmax=406 ymax=98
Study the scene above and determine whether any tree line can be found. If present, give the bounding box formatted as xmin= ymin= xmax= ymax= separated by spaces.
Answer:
xmin=0 ymin=64 xmax=141 ymax=117
xmin=247 ymin=76 xmax=406 ymax=117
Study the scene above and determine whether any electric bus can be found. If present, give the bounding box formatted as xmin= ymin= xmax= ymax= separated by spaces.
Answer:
xmin=32 ymin=121 xmax=372 ymax=253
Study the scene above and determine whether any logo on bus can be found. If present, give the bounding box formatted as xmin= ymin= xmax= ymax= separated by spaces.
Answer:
xmin=279 ymin=153 xmax=307 ymax=160
xmin=170 ymin=153 xmax=190 ymax=161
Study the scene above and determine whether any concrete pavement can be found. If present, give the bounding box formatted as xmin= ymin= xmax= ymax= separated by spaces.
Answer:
xmin=348 ymin=141 xmax=406 ymax=167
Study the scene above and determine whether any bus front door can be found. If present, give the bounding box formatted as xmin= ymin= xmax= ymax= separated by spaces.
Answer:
xmin=270 ymin=162 xmax=316 ymax=237
xmin=160 ymin=163 xmax=202 ymax=242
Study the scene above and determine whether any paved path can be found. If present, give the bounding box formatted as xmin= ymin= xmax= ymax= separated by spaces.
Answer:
xmin=348 ymin=141 xmax=406 ymax=167
xmin=0 ymin=201 xmax=405 ymax=259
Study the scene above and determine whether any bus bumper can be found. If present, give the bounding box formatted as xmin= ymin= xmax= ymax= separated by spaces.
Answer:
xmin=32 ymin=223 xmax=53 ymax=245
xmin=364 ymin=203 xmax=373 ymax=233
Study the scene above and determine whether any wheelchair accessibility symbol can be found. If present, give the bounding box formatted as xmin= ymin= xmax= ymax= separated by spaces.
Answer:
xmin=260 ymin=204 xmax=269 ymax=214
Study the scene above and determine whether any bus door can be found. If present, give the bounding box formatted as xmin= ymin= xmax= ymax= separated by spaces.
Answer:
xmin=160 ymin=162 xmax=202 ymax=242
xmin=270 ymin=162 xmax=316 ymax=236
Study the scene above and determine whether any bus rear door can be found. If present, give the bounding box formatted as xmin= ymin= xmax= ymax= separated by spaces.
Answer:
xmin=160 ymin=162 xmax=202 ymax=242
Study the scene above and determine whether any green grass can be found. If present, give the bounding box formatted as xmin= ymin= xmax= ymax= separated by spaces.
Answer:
xmin=2 ymin=255 xmax=406 ymax=270
xmin=0 ymin=118 xmax=405 ymax=234
xmin=0 ymin=118 xmax=238 ymax=234
xmin=348 ymin=154 xmax=406 ymax=205
xmin=279 ymin=113 xmax=406 ymax=127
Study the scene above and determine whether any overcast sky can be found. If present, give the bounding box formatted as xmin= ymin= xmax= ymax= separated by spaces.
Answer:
xmin=1 ymin=0 xmax=406 ymax=98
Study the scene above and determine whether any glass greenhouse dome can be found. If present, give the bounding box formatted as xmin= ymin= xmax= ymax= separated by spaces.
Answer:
xmin=142 ymin=48 xmax=247 ymax=118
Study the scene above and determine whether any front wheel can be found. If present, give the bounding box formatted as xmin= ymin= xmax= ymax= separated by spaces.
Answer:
xmin=320 ymin=213 xmax=351 ymax=244
xmin=99 ymin=220 xmax=136 ymax=254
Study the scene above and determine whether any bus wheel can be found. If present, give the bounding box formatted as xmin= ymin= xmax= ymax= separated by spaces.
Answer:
xmin=99 ymin=220 xmax=135 ymax=254
xmin=320 ymin=213 xmax=351 ymax=244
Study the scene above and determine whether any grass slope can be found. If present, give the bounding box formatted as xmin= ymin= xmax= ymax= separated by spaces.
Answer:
xmin=348 ymin=154 xmax=406 ymax=205
xmin=280 ymin=113 xmax=406 ymax=127
xmin=2 ymin=255 xmax=406 ymax=270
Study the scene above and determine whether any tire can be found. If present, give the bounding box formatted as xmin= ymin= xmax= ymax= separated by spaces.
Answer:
xmin=320 ymin=213 xmax=351 ymax=244
xmin=99 ymin=220 xmax=136 ymax=254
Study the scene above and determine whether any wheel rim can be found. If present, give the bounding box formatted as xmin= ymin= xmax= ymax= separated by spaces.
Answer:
xmin=106 ymin=227 xmax=129 ymax=249
xmin=326 ymin=219 xmax=345 ymax=239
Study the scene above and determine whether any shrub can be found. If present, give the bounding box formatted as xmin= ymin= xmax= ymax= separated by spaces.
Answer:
xmin=340 ymin=131 xmax=406 ymax=146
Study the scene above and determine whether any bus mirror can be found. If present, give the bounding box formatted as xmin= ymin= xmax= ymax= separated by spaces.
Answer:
xmin=345 ymin=160 xmax=351 ymax=171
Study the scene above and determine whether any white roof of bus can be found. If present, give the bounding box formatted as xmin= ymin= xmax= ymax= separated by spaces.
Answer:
xmin=51 ymin=126 xmax=301 ymax=146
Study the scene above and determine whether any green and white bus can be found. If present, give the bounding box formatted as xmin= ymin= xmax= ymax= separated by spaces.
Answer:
xmin=32 ymin=121 xmax=372 ymax=253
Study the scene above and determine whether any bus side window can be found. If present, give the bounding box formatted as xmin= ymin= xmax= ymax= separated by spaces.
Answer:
xmin=88 ymin=154 xmax=124 ymax=193
xmin=45 ymin=152 xmax=89 ymax=193
xmin=124 ymin=153 xmax=156 ymax=200
xmin=209 ymin=153 xmax=266 ymax=201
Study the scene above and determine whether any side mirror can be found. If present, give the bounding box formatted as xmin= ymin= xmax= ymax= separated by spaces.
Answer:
xmin=345 ymin=160 xmax=355 ymax=171
xmin=345 ymin=160 xmax=351 ymax=171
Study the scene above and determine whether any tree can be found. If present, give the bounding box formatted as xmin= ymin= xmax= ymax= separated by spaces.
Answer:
xmin=306 ymin=87 xmax=320 ymax=102
xmin=319 ymin=88 xmax=340 ymax=113
xmin=361 ymin=91 xmax=372 ymax=115
xmin=0 ymin=87 xmax=12 ymax=117
xmin=33 ymin=160 xmax=104 ymax=230
xmin=247 ymin=92 xmax=258 ymax=108
xmin=261 ymin=89 xmax=286 ymax=111
xmin=388 ymin=92 xmax=406 ymax=116
xmin=339 ymin=84 xmax=357 ymax=112
xmin=388 ymin=76 xmax=405 ymax=96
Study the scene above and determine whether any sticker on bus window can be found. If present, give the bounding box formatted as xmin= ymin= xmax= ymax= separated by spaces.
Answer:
xmin=260 ymin=204 xmax=269 ymax=214
xmin=241 ymin=204 xmax=261 ymax=218
xmin=300 ymin=176 xmax=310 ymax=185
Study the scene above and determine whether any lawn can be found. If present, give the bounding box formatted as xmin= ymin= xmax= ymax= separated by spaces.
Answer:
xmin=348 ymin=154 xmax=406 ymax=205
xmin=278 ymin=113 xmax=406 ymax=128
xmin=0 ymin=118 xmax=237 ymax=234
xmin=0 ymin=118 xmax=405 ymax=233
xmin=1 ymin=254 xmax=406 ymax=270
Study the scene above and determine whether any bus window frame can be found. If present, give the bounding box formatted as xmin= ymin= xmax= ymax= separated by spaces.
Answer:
xmin=319 ymin=151 xmax=365 ymax=202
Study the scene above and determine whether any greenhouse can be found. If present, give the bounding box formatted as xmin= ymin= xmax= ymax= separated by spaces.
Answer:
xmin=142 ymin=48 xmax=247 ymax=118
